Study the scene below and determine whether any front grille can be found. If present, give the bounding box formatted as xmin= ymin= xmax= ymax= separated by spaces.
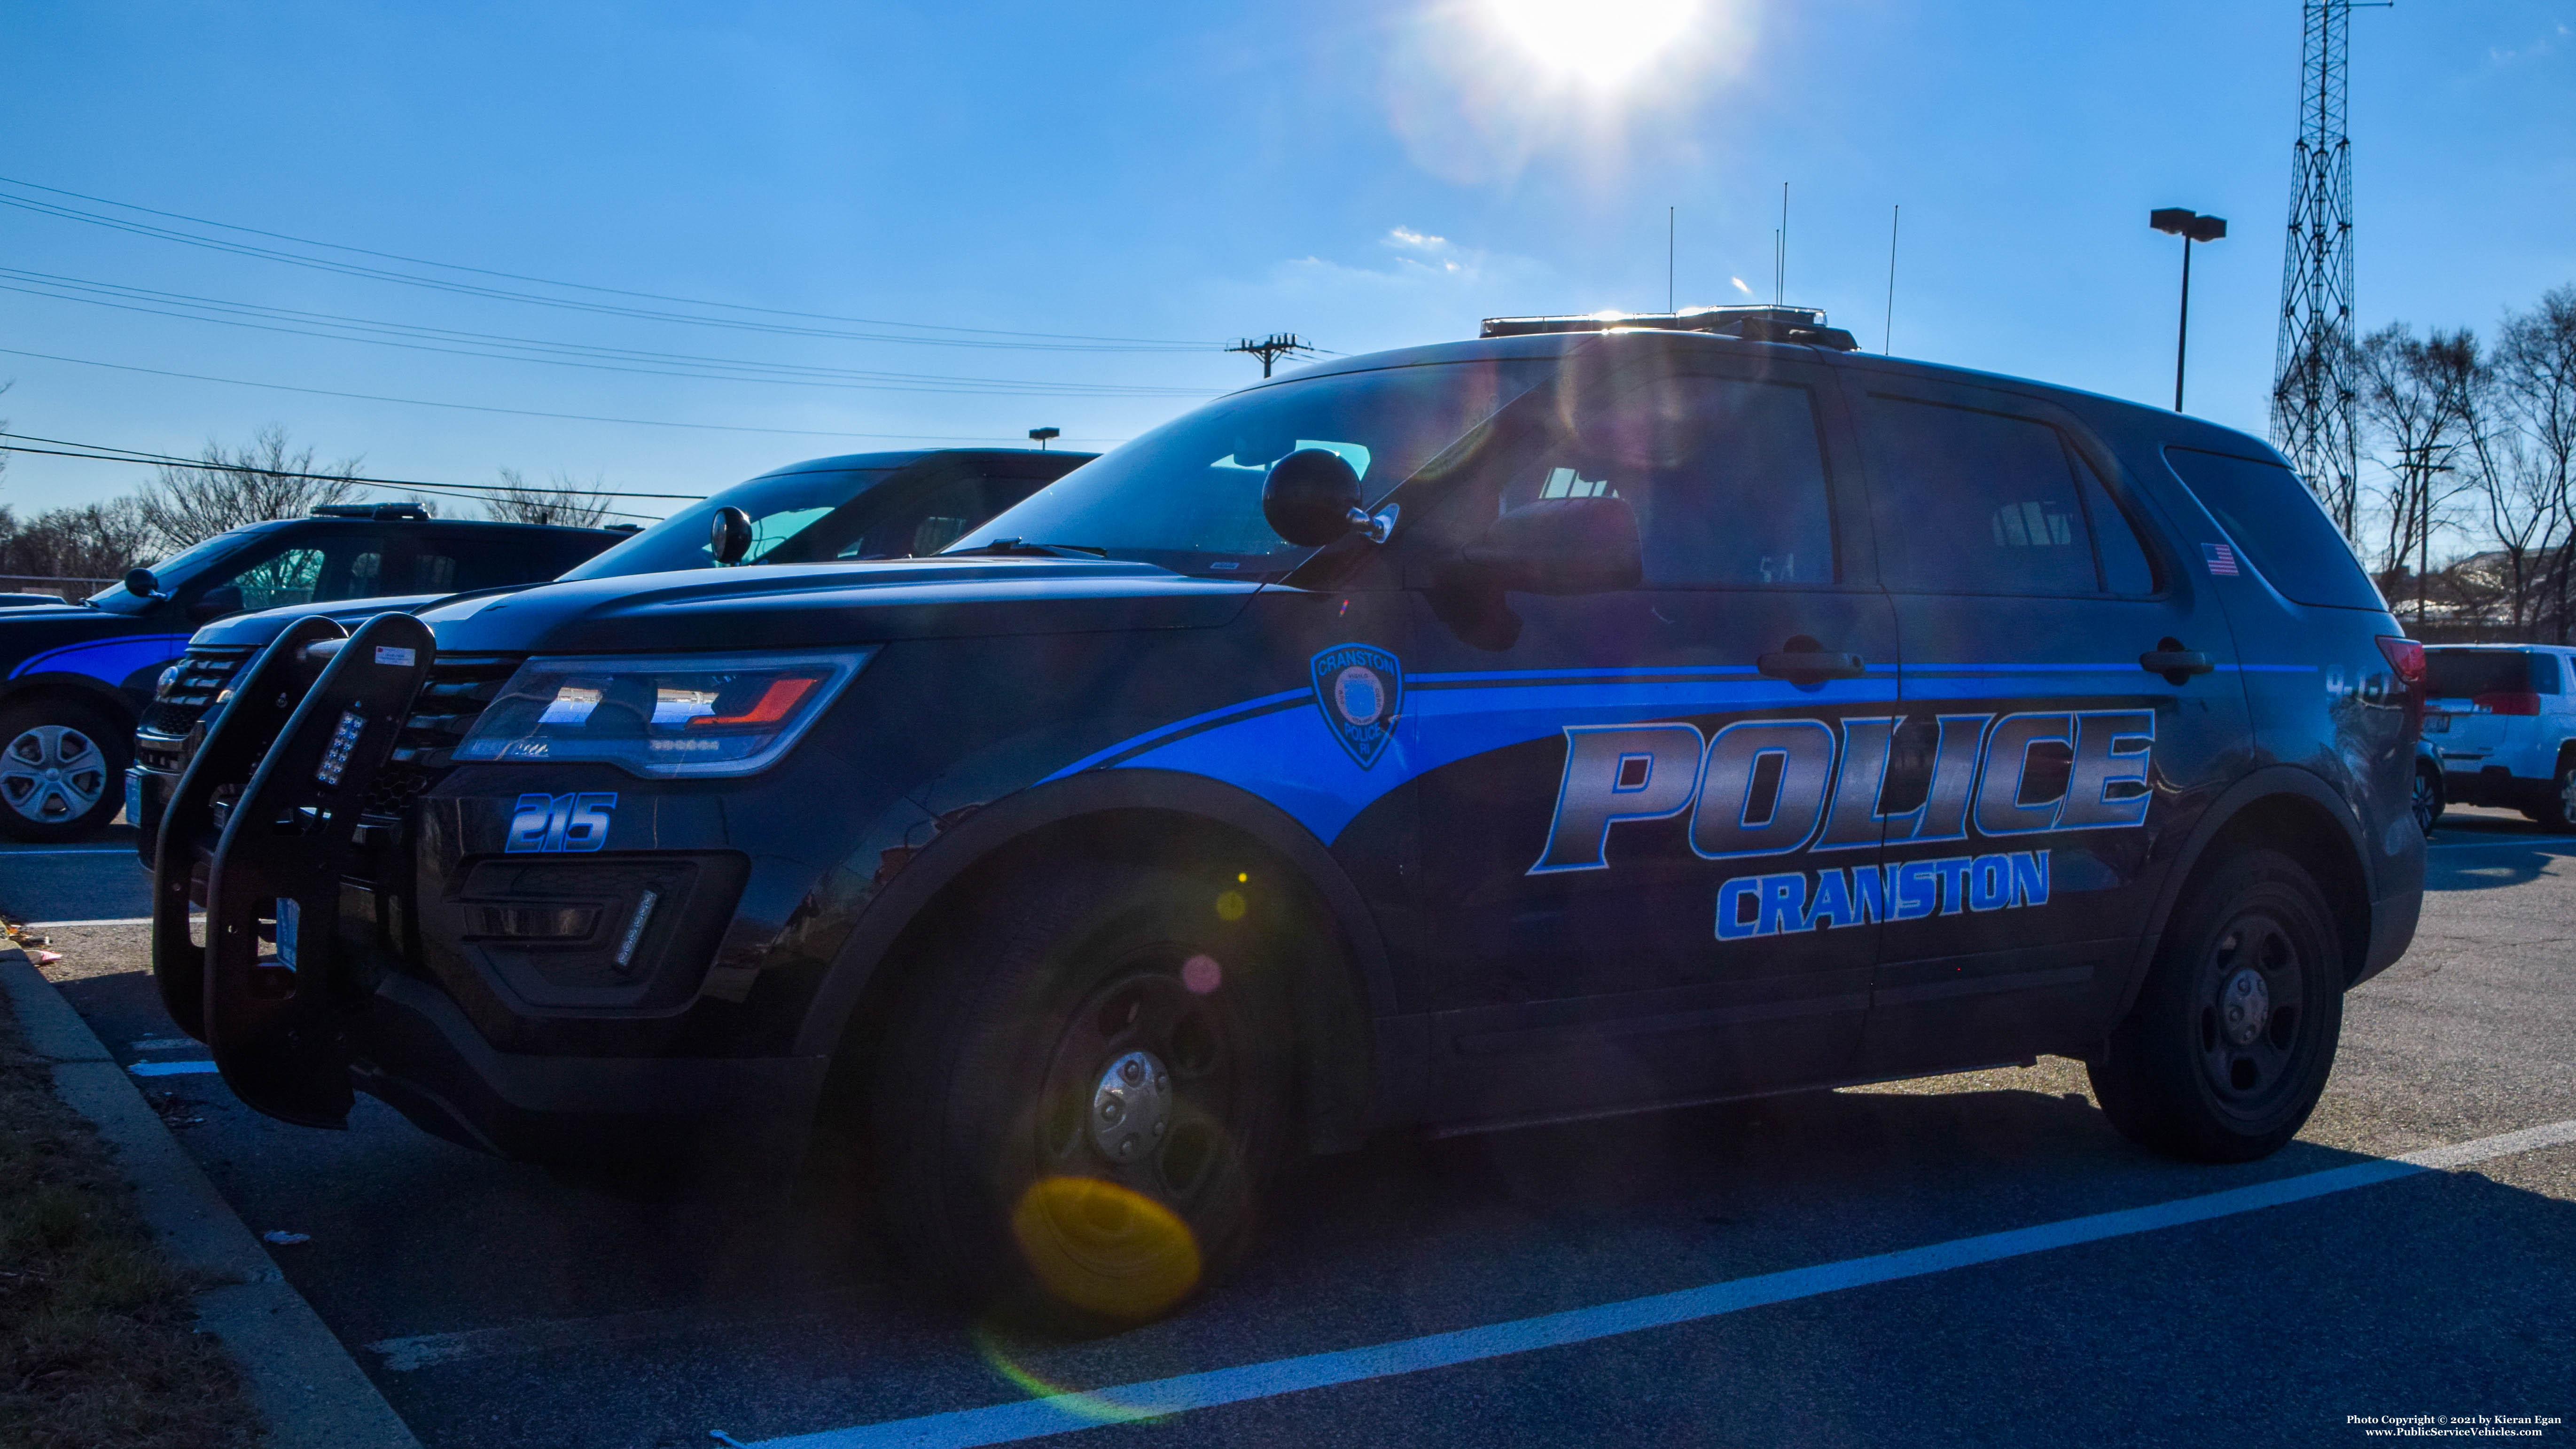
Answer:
xmin=359 ymin=654 xmax=523 ymax=820
xmin=135 ymin=646 xmax=257 ymax=764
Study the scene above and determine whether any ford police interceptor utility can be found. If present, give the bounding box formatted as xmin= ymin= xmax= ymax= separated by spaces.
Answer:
xmin=151 ymin=305 xmax=2425 ymax=1326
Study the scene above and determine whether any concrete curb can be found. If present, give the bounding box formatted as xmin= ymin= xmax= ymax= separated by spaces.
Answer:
xmin=1 ymin=948 xmax=423 ymax=1449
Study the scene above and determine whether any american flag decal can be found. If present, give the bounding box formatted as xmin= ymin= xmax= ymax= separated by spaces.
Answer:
xmin=2203 ymin=542 xmax=2241 ymax=576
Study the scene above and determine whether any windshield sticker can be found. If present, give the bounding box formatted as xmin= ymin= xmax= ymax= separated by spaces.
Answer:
xmin=1311 ymin=644 xmax=1403 ymax=769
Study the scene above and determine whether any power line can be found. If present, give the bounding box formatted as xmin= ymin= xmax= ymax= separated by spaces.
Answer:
xmin=0 ymin=273 xmax=1214 ymax=398
xmin=0 ymin=439 xmax=671 ymax=523
xmin=0 ymin=431 xmax=703 ymax=499
xmin=0 ymin=179 xmax=1214 ymax=352
xmin=0 ymin=346 xmax=1130 ymax=445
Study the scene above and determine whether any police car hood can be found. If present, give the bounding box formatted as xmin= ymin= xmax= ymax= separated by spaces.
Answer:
xmin=187 ymin=589 xmax=526 ymax=650
xmin=421 ymin=556 xmax=1259 ymax=655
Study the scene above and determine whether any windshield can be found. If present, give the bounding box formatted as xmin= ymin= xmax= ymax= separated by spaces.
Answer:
xmin=559 ymin=468 xmax=898 ymax=580
xmin=948 ymin=359 xmax=1554 ymax=579
xmin=85 ymin=527 xmax=258 ymax=612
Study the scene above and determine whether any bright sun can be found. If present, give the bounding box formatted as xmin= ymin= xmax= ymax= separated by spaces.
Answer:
xmin=1484 ymin=0 xmax=1700 ymax=87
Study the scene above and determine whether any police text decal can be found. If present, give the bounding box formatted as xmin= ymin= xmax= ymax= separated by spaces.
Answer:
xmin=1528 ymin=711 xmax=2152 ymax=939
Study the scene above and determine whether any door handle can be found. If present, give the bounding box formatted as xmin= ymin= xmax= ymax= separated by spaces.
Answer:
xmin=1758 ymin=650 xmax=1868 ymax=682
xmin=2140 ymin=643 xmax=2214 ymax=682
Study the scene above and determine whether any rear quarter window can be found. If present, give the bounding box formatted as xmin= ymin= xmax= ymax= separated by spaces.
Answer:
xmin=2163 ymin=447 xmax=2385 ymax=611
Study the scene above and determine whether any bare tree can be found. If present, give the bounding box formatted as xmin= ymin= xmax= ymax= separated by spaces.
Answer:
xmin=139 ymin=424 xmax=366 ymax=551
xmin=483 ymin=468 xmax=613 ymax=528
xmin=0 ymin=497 xmax=154 ymax=588
xmin=2358 ymin=324 xmax=2482 ymax=622
xmin=2495 ymin=287 xmax=2576 ymax=641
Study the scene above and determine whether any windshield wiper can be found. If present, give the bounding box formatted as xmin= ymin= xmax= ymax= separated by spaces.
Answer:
xmin=950 ymin=538 xmax=1108 ymax=560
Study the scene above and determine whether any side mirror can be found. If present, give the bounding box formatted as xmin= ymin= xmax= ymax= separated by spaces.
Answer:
xmin=1262 ymin=449 xmax=1364 ymax=548
xmin=189 ymin=584 xmax=244 ymax=621
xmin=125 ymin=567 xmax=160 ymax=598
xmin=710 ymin=506 xmax=755 ymax=565
xmin=1460 ymin=496 xmax=1643 ymax=595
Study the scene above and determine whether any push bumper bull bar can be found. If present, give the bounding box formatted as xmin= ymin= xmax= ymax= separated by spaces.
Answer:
xmin=149 ymin=613 xmax=434 ymax=1128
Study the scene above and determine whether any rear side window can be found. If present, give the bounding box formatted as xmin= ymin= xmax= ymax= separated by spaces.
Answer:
xmin=2425 ymin=650 xmax=2561 ymax=699
xmin=414 ymin=532 xmax=581 ymax=593
xmin=1858 ymin=395 xmax=2156 ymax=596
xmin=2163 ymin=447 xmax=2384 ymax=611
xmin=1496 ymin=374 xmax=1836 ymax=587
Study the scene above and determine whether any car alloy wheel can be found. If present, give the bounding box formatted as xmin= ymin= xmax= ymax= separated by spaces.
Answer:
xmin=0 ymin=724 xmax=109 ymax=824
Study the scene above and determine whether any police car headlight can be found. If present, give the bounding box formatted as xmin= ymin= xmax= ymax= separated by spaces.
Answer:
xmin=454 ymin=649 xmax=876 ymax=777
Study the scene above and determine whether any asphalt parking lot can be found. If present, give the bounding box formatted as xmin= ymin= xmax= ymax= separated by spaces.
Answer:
xmin=7 ymin=808 xmax=2571 ymax=1449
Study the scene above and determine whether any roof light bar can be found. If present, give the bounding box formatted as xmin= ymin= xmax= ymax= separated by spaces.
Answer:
xmin=1478 ymin=305 xmax=1860 ymax=351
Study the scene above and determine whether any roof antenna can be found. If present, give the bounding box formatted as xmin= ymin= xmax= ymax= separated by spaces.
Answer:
xmin=1778 ymin=182 xmax=1789 ymax=305
xmin=1667 ymin=206 xmax=1675 ymax=313
xmin=1884 ymin=204 xmax=1900 ymax=354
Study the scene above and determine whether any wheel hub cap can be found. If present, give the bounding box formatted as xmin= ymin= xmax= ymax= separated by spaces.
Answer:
xmin=0 ymin=725 xmax=107 ymax=822
xmin=2218 ymin=967 xmax=2272 ymax=1048
xmin=1089 ymin=1050 xmax=1172 ymax=1163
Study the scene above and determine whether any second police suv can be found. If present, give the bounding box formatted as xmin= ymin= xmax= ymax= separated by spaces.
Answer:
xmin=156 ymin=306 xmax=2426 ymax=1327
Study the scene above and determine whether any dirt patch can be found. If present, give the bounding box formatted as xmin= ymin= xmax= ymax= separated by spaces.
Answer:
xmin=0 ymin=988 xmax=259 ymax=1449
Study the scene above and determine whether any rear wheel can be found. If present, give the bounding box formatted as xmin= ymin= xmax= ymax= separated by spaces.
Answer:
xmin=2088 ymin=848 xmax=2343 ymax=1163
xmin=2409 ymin=761 xmax=2444 ymax=834
xmin=0 ymin=698 xmax=128 ymax=843
xmin=2535 ymin=759 xmax=2576 ymax=833
xmin=866 ymin=862 xmax=1294 ymax=1329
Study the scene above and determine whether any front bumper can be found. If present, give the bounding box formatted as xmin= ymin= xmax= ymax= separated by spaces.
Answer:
xmin=354 ymin=971 xmax=827 ymax=1167
xmin=153 ymin=621 xmax=827 ymax=1162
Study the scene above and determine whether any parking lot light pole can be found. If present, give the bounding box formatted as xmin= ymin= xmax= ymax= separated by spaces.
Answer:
xmin=2150 ymin=208 xmax=2227 ymax=413
xmin=1028 ymin=427 xmax=1061 ymax=450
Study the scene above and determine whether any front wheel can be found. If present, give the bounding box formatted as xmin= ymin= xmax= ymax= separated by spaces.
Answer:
xmin=0 ymin=698 xmax=129 ymax=843
xmin=866 ymin=862 xmax=1295 ymax=1329
xmin=2088 ymin=848 xmax=2344 ymax=1163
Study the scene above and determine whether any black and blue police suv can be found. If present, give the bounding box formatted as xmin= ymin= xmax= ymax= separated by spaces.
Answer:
xmin=127 ymin=448 xmax=1091 ymax=858
xmin=0 ymin=505 xmax=619 ymax=841
xmin=152 ymin=307 xmax=2425 ymax=1327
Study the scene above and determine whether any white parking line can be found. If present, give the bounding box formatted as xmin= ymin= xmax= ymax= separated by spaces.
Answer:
xmin=2430 ymin=836 xmax=2576 ymax=850
xmin=0 ymin=846 xmax=143 ymax=857
xmin=128 ymin=1060 xmax=219 ymax=1077
xmin=742 ymin=1119 xmax=2576 ymax=1449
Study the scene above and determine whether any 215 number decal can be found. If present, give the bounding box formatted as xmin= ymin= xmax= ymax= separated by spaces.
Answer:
xmin=505 ymin=792 xmax=616 ymax=854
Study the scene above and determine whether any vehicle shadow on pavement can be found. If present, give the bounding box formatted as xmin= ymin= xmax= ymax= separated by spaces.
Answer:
xmin=2424 ymin=835 xmax=2576 ymax=893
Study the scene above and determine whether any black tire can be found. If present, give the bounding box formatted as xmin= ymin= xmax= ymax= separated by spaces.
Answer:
xmin=866 ymin=862 xmax=1295 ymax=1329
xmin=2087 ymin=848 xmax=2344 ymax=1163
xmin=2410 ymin=762 xmax=2444 ymax=835
xmin=2535 ymin=760 xmax=2576 ymax=833
xmin=0 ymin=697 xmax=129 ymax=843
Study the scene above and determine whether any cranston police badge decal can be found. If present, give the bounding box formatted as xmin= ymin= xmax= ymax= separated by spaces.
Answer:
xmin=1310 ymin=643 xmax=1403 ymax=769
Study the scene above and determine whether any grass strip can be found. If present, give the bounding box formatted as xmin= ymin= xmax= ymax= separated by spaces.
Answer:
xmin=0 ymin=987 xmax=259 ymax=1449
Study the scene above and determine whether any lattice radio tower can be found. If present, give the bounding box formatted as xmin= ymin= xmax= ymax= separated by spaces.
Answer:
xmin=2271 ymin=0 xmax=2362 ymax=534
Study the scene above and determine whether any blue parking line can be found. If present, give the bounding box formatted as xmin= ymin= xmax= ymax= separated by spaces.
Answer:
xmin=745 ymin=1120 xmax=2576 ymax=1449
xmin=127 ymin=1060 xmax=220 ymax=1077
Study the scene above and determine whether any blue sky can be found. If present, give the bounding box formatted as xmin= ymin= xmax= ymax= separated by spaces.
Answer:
xmin=1 ymin=0 xmax=2570 ymax=524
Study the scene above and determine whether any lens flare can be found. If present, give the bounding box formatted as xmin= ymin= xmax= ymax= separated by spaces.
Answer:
xmin=1010 ymin=1175 xmax=1203 ymax=1323
xmin=1485 ymin=0 xmax=1699 ymax=87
